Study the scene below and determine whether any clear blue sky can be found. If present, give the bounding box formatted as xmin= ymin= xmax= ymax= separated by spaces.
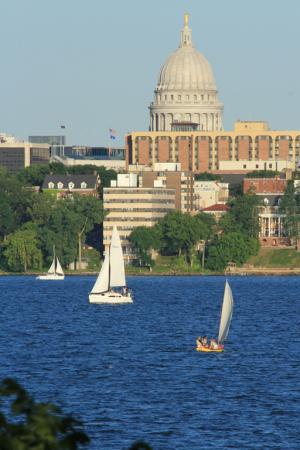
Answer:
xmin=1 ymin=0 xmax=300 ymax=147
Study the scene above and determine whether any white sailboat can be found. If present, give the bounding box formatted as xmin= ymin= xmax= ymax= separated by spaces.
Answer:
xmin=89 ymin=225 xmax=133 ymax=304
xmin=36 ymin=247 xmax=65 ymax=280
xmin=196 ymin=280 xmax=233 ymax=352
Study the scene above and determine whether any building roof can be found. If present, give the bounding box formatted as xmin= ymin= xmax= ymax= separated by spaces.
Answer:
xmin=219 ymin=173 xmax=246 ymax=185
xmin=258 ymin=195 xmax=282 ymax=207
xmin=202 ymin=203 xmax=229 ymax=212
xmin=243 ymin=178 xmax=287 ymax=194
xmin=42 ymin=174 xmax=99 ymax=189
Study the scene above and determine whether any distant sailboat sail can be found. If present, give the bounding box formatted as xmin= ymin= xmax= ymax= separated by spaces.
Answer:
xmin=55 ymin=257 xmax=64 ymax=276
xmin=36 ymin=246 xmax=65 ymax=280
xmin=47 ymin=258 xmax=56 ymax=275
xmin=218 ymin=280 xmax=234 ymax=344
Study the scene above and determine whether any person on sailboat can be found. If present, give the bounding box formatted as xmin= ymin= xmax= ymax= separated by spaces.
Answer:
xmin=196 ymin=336 xmax=203 ymax=349
xmin=209 ymin=338 xmax=219 ymax=350
xmin=210 ymin=338 xmax=224 ymax=350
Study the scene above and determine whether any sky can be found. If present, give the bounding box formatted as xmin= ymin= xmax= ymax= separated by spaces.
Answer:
xmin=1 ymin=0 xmax=300 ymax=147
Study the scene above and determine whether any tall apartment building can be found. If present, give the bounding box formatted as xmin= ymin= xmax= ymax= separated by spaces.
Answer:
xmin=125 ymin=121 xmax=298 ymax=174
xmin=139 ymin=164 xmax=194 ymax=213
xmin=0 ymin=138 xmax=50 ymax=173
xmin=103 ymin=174 xmax=176 ymax=260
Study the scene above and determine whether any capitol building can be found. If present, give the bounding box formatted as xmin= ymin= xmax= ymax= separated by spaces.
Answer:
xmin=126 ymin=15 xmax=299 ymax=175
xmin=149 ymin=14 xmax=223 ymax=132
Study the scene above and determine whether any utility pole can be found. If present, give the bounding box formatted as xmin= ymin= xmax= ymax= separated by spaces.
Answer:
xmin=202 ymin=240 xmax=206 ymax=269
xmin=78 ymin=217 xmax=88 ymax=270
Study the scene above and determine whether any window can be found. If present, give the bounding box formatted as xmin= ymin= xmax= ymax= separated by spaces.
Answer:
xmin=171 ymin=94 xmax=174 ymax=100
xmin=81 ymin=181 xmax=87 ymax=189
xmin=194 ymin=95 xmax=197 ymax=101
xmin=269 ymin=164 xmax=272 ymax=168
xmin=201 ymin=95 xmax=204 ymax=101
xmin=48 ymin=182 xmax=54 ymax=189
xmin=256 ymin=164 xmax=259 ymax=169
xmin=68 ymin=182 xmax=75 ymax=190
xmin=178 ymin=95 xmax=181 ymax=101
xmin=57 ymin=182 xmax=64 ymax=189
xmin=186 ymin=95 xmax=189 ymax=101
xmin=243 ymin=164 xmax=247 ymax=169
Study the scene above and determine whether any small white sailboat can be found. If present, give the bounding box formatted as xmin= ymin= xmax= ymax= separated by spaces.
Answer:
xmin=196 ymin=280 xmax=233 ymax=352
xmin=36 ymin=247 xmax=65 ymax=280
xmin=89 ymin=225 xmax=133 ymax=304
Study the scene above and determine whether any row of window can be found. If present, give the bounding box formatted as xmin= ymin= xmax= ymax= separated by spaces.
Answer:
xmin=106 ymin=208 xmax=174 ymax=212
xmin=47 ymin=181 xmax=88 ymax=189
xmin=136 ymin=135 xmax=300 ymax=145
xmin=157 ymin=93 xmax=216 ymax=102
xmin=105 ymin=216 xmax=167 ymax=222
xmin=104 ymin=199 xmax=175 ymax=204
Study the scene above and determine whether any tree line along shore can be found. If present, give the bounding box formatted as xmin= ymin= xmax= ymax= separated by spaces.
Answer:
xmin=1 ymin=163 xmax=300 ymax=275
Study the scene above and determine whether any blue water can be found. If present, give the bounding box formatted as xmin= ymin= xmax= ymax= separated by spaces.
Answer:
xmin=0 ymin=276 xmax=299 ymax=449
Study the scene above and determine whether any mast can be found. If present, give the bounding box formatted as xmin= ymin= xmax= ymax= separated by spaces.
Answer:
xmin=108 ymin=244 xmax=111 ymax=291
xmin=53 ymin=245 xmax=56 ymax=274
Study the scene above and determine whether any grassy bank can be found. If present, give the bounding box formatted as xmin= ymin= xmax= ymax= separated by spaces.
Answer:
xmin=247 ymin=247 xmax=300 ymax=268
xmin=126 ymin=255 xmax=207 ymax=275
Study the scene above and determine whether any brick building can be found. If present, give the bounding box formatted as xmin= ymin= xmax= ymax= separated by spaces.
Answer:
xmin=126 ymin=121 xmax=298 ymax=175
xmin=243 ymin=177 xmax=289 ymax=246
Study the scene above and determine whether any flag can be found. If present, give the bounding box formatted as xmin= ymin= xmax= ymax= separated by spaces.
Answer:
xmin=109 ymin=128 xmax=116 ymax=140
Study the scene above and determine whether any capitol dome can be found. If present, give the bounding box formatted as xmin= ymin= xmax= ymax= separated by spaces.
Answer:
xmin=157 ymin=45 xmax=216 ymax=92
xmin=149 ymin=15 xmax=223 ymax=132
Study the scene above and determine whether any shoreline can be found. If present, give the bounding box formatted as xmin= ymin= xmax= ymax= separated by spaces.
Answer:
xmin=1 ymin=268 xmax=300 ymax=277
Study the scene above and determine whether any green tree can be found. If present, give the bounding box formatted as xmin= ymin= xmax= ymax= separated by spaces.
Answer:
xmin=3 ymin=223 xmax=42 ymax=272
xmin=224 ymin=192 xmax=260 ymax=238
xmin=39 ymin=195 xmax=104 ymax=269
xmin=17 ymin=164 xmax=51 ymax=187
xmin=129 ymin=226 xmax=160 ymax=268
xmin=194 ymin=172 xmax=222 ymax=181
xmin=157 ymin=211 xmax=208 ymax=266
xmin=0 ymin=168 xmax=33 ymax=231
xmin=245 ymin=170 xmax=279 ymax=178
xmin=206 ymin=231 xmax=259 ymax=271
xmin=0 ymin=196 xmax=14 ymax=241
xmin=279 ymin=180 xmax=300 ymax=242
xmin=0 ymin=378 xmax=89 ymax=449
xmin=18 ymin=162 xmax=68 ymax=187
xmin=27 ymin=192 xmax=56 ymax=225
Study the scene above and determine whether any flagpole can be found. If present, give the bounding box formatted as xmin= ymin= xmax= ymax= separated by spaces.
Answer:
xmin=108 ymin=129 xmax=111 ymax=158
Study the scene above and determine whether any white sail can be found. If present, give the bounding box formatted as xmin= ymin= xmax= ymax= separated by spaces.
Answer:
xmin=55 ymin=257 xmax=64 ymax=276
xmin=109 ymin=226 xmax=126 ymax=288
xmin=218 ymin=280 xmax=234 ymax=344
xmin=47 ymin=258 xmax=56 ymax=275
xmin=91 ymin=252 xmax=109 ymax=294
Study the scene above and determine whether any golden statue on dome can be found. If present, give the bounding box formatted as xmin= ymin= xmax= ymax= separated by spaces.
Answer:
xmin=184 ymin=13 xmax=189 ymax=27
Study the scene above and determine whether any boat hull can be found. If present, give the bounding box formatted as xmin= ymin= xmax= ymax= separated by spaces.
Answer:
xmin=89 ymin=291 xmax=133 ymax=304
xmin=196 ymin=346 xmax=224 ymax=353
xmin=36 ymin=275 xmax=65 ymax=280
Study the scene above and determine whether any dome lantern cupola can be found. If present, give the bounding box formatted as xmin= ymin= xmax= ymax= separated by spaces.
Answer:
xmin=149 ymin=14 xmax=223 ymax=132
xmin=181 ymin=13 xmax=192 ymax=47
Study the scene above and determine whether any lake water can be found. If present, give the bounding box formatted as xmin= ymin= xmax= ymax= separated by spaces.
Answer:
xmin=0 ymin=275 xmax=299 ymax=449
